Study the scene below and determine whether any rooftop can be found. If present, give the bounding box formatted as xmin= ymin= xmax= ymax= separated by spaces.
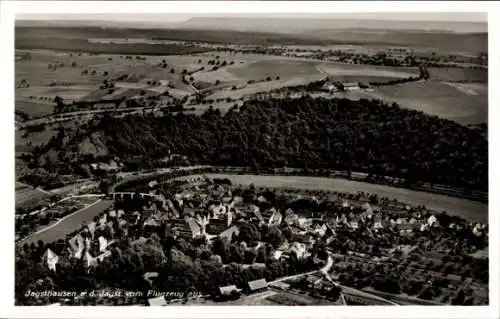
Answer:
xmin=248 ymin=278 xmax=268 ymax=291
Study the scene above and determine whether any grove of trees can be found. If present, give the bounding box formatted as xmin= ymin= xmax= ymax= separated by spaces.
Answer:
xmin=83 ymin=97 xmax=487 ymax=190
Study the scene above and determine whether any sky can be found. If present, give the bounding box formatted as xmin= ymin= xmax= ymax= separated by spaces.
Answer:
xmin=17 ymin=12 xmax=487 ymax=23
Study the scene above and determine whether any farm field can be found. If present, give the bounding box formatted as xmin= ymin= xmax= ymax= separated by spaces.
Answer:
xmin=316 ymin=63 xmax=419 ymax=83
xmin=16 ymin=48 xmax=487 ymax=126
xmin=207 ymin=75 xmax=324 ymax=100
xmin=350 ymin=80 xmax=488 ymax=125
xmin=15 ymin=49 xmax=200 ymax=117
xmin=204 ymin=174 xmax=488 ymax=222
xmin=193 ymin=53 xmax=420 ymax=89
xmin=15 ymin=100 xmax=55 ymax=118
xmin=427 ymin=67 xmax=487 ymax=83
xmin=19 ymin=199 xmax=114 ymax=245
xmin=15 ymin=182 xmax=52 ymax=210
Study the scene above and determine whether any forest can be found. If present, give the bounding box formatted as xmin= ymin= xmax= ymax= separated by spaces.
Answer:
xmin=25 ymin=97 xmax=487 ymax=191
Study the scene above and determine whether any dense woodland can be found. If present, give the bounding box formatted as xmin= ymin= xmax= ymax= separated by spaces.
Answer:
xmin=24 ymin=97 xmax=487 ymax=191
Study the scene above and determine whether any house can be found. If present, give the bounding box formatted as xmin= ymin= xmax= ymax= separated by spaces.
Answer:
xmin=219 ymin=285 xmax=238 ymax=296
xmin=287 ymin=242 xmax=307 ymax=259
xmin=268 ymin=210 xmax=283 ymax=227
xmin=247 ymin=278 xmax=268 ymax=294
xmin=321 ymin=82 xmax=338 ymax=93
xmin=427 ymin=215 xmax=438 ymax=226
xmin=257 ymin=195 xmax=268 ymax=203
xmin=397 ymin=223 xmax=415 ymax=234
xmin=148 ymin=180 xmax=158 ymax=188
xmin=314 ymin=224 xmax=328 ymax=237
xmin=168 ymin=218 xmax=192 ymax=238
xmin=148 ymin=296 xmax=167 ymax=306
xmin=284 ymin=213 xmax=299 ymax=225
xmin=290 ymin=225 xmax=307 ymax=235
xmin=219 ymin=225 xmax=240 ymax=241
xmin=186 ymin=217 xmax=205 ymax=238
xmin=297 ymin=217 xmax=312 ymax=228
xmin=273 ymin=250 xmax=283 ymax=260
xmin=207 ymin=218 xmax=229 ymax=235
xmin=344 ymin=82 xmax=360 ymax=90
xmin=349 ymin=216 xmax=360 ymax=230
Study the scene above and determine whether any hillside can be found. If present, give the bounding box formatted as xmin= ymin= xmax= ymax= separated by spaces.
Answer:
xmin=22 ymin=97 xmax=487 ymax=191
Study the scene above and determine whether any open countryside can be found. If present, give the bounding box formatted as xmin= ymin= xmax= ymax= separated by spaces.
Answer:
xmin=14 ymin=13 xmax=488 ymax=307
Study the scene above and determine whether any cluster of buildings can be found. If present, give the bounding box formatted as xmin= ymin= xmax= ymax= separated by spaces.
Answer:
xmin=34 ymin=175 xmax=487 ymax=306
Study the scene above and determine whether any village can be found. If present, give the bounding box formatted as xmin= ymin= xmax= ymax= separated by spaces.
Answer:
xmin=18 ymin=174 xmax=488 ymax=306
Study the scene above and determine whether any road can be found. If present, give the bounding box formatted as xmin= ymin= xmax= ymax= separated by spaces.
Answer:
xmin=16 ymin=106 xmax=158 ymax=129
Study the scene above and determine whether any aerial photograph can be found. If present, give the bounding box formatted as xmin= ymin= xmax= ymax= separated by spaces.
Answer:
xmin=13 ymin=11 xmax=488 ymax=307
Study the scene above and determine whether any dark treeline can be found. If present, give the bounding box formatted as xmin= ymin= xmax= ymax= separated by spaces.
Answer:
xmin=88 ymin=97 xmax=486 ymax=191
xmin=15 ymin=37 xmax=211 ymax=56
xmin=25 ymin=97 xmax=487 ymax=191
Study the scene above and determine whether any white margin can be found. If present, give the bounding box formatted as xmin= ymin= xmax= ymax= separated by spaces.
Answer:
xmin=1 ymin=1 xmax=498 ymax=318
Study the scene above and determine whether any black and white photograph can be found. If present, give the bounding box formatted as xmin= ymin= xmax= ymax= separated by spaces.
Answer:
xmin=1 ymin=1 xmax=499 ymax=318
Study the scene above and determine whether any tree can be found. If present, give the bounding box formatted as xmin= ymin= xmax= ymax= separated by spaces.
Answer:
xmin=451 ymin=289 xmax=466 ymax=305
xmin=170 ymin=69 xmax=175 ymax=74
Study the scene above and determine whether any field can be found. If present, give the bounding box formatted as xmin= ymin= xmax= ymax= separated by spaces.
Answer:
xmin=15 ymin=49 xmax=203 ymax=117
xmin=15 ymin=101 xmax=55 ymax=118
xmin=427 ymin=67 xmax=487 ymax=83
xmin=19 ymin=199 xmax=114 ymax=245
xmin=205 ymin=174 xmax=488 ymax=222
xmin=190 ymin=52 xmax=421 ymax=100
xmin=15 ymin=182 xmax=52 ymax=210
xmin=316 ymin=63 xmax=419 ymax=83
xmin=345 ymin=80 xmax=488 ymax=125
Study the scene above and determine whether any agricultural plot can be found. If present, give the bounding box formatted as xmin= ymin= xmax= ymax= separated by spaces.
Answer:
xmin=15 ymin=183 xmax=52 ymax=210
xmin=372 ymin=80 xmax=488 ymax=125
xmin=194 ymin=53 xmax=420 ymax=94
xmin=427 ymin=67 xmax=487 ymax=83
xmin=229 ymin=59 xmax=321 ymax=81
xmin=15 ymin=100 xmax=55 ymax=118
xmin=15 ymin=50 xmax=200 ymax=117
xmin=207 ymin=75 xmax=324 ymax=100
xmin=317 ymin=63 xmax=419 ymax=83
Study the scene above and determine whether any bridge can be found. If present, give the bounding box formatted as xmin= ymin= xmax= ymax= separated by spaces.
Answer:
xmin=109 ymin=192 xmax=162 ymax=200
